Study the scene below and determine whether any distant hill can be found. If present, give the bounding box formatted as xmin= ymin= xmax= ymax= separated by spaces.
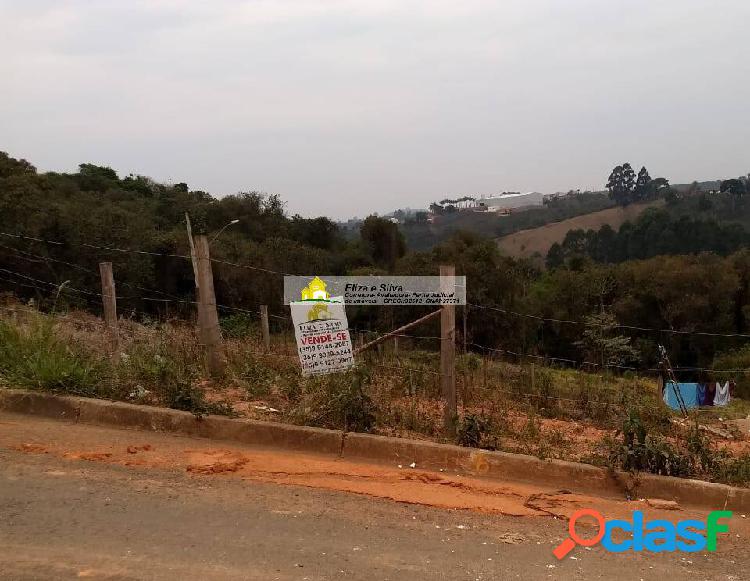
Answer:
xmin=663 ymin=189 xmax=750 ymax=230
xmin=496 ymin=199 xmax=664 ymax=259
xmin=402 ymin=191 xmax=614 ymax=251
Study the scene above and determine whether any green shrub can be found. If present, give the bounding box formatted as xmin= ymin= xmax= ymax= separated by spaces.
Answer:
xmin=456 ymin=413 xmax=500 ymax=450
xmin=115 ymin=340 xmax=227 ymax=415
xmin=235 ymin=357 xmax=272 ymax=397
xmin=607 ymin=410 xmax=693 ymax=477
xmin=456 ymin=353 xmax=482 ymax=374
xmin=220 ymin=314 xmax=258 ymax=339
xmin=288 ymin=366 xmax=377 ymax=432
xmin=0 ymin=316 xmax=102 ymax=395
xmin=161 ymin=379 xmax=232 ymax=417
xmin=123 ymin=347 xmax=180 ymax=385
xmin=712 ymin=454 xmax=750 ymax=486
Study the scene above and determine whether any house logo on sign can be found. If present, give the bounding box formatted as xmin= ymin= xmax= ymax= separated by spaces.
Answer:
xmin=301 ymin=276 xmax=329 ymax=301
xmin=300 ymin=277 xmax=338 ymax=322
xmin=306 ymin=303 xmax=334 ymax=322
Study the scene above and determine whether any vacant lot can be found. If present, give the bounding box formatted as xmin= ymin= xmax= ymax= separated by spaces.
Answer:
xmin=497 ymin=199 xmax=664 ymax=259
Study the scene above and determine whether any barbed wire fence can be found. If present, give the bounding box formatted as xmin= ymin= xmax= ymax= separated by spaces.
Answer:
xmin=1 ymin=228 xmax=748 ymax=430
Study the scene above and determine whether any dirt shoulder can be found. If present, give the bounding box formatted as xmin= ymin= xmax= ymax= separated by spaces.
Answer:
xmin=1 ymin=411 xmax=749 ymax=580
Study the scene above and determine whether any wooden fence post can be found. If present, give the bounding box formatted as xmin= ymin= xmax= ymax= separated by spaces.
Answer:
xmin=440 ymin=264 xmax=457 ymax=436
xmin=99 ymin=261 xmax=119 ymax=358
xmin=194 ymin=234 xmax=224 ymax=375
xmin=260 ymin=305 xmax=270 ymax=351
xmin=463 ymin=304 xmax=468 ymax=354
xmin=283 ymin=319 xmax=291 ymax=355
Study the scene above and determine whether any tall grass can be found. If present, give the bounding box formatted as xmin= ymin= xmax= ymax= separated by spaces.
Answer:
xmin=2 ymin=306 xmax=730 ymax=481
xmin=0 ymin=314 xmax=103 ymax=395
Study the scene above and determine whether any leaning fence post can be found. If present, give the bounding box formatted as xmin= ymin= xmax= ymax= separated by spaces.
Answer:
xmin=194 ymin=234 xmax=224 ymax=376
xmin=99 ymin=261 xmax=119 ymax=359
xmin=260 ymin=305 xmax=270 ymax=351
xmin=440 ymin=264 xmax=457 ymax=436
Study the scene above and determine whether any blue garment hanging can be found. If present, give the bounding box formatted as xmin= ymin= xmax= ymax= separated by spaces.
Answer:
xmin=696 ymin=383 xmax=707 ymax=406
xmin=663 ymin=382 xmax=701 ymax=410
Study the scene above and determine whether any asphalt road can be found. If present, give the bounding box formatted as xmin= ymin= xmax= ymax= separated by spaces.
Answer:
xmin=0 ymin=413 xmax=746 ymax=580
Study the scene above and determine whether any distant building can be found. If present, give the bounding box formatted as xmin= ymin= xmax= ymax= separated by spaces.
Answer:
xmin=481 ymin=191 xmax=545 ymax=211
xmin=454 ymin=198 xmax=479 ymax=210
xmin=427 ymin=191 xmax=544 ymax=219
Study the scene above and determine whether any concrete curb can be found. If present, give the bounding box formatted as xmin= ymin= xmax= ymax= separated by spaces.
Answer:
xmin=2 ymin=388 xmax=749 ymax=511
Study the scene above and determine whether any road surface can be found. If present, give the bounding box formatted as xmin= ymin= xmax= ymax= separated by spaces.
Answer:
xmin=0 ymin=412 xmax=746 ymax=580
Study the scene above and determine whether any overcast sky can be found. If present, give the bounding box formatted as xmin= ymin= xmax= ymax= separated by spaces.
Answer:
xmin=2 ymin=1 xmax=748 ymax=219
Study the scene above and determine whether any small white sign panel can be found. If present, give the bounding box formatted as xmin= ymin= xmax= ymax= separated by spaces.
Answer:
xmin=290 ymin=299 xmax=354 ymax=376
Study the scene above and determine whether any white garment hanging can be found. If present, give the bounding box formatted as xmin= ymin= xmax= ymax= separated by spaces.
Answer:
xmin=714 ymin=381 xmax=731 ymax=406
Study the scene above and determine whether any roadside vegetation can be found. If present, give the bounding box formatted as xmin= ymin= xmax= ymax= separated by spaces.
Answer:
xmin=2 ymin=302 xmax=750 ymax=489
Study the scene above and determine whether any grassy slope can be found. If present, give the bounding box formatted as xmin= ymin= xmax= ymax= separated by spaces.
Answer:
xmin=403 ymin=190 xmax=750 ymax=256
xmin=497 ymin=199 xmax=665 ymax=259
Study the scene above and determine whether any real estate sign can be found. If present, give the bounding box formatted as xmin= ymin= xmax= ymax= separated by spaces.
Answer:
xmin=290 ymin=298 xmax=354 ymax=376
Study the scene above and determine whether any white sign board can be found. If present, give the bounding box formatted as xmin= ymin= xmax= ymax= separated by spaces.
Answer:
xmin=290 ymin=299 xmax=354 ymax=376
xmin=284 ymin=276 xmax=466 ymax=305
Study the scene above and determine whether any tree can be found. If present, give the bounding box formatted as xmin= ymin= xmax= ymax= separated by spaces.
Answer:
xmin=289 ymin=216 xmax=341 ymax=251
xmin=634 ymin=166 xmax=652 ymax=201
xmin=721 ymin=178 xmax=747 ymax=212
xmin=606 ymin=163 xmax=636 ymax=206
xmin=649 ymin=177 xmax=670 ymax=197
xmin=575 ymin=312 xmax=640 ymax=368
xmin=721 ymin=178 xmax=747 ymax=196
xmin=76 ymin=163 xmax=119 ymax=192
xmin=429 ymin=202 xmax=444 ymax=215
xmin=0 ymin=151 xmax=36 ymax=178
xmin=78 ymin=163 xmax=118 ymax=181
xmin=359 ymin=215 xmax=406 ymax=271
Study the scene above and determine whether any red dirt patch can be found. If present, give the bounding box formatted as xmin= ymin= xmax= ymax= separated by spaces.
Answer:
xmin=126 ymin=444 xmax=153 ymax=454
xmin=63 ymin=452 xmax=113 ymax=461
xmin=14 ymin=443 xmax=48 ymax=454
xmin=186 ymin=450 xmax=250 ymax=475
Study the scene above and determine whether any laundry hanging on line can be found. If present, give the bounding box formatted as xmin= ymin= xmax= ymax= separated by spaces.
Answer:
xmin=714 ymin=381 xmax=731 ymax=407
xmin=704 ymin=382 xmax=716 ymax=406
xmin=663 ymin=382 xmax=702 ymax=410
xmin=663 ymin=381 xmax=732 ymax=410
xmin=696 ymin=383 xmax=707 ymax=406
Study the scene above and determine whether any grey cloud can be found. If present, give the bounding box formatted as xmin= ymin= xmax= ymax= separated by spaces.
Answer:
xmin=1 ymin=0 xmax=749 ymax=218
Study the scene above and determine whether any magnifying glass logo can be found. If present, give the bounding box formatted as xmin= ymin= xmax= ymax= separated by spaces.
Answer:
xmin=553 ymin=509 xmax=606 ymax=560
